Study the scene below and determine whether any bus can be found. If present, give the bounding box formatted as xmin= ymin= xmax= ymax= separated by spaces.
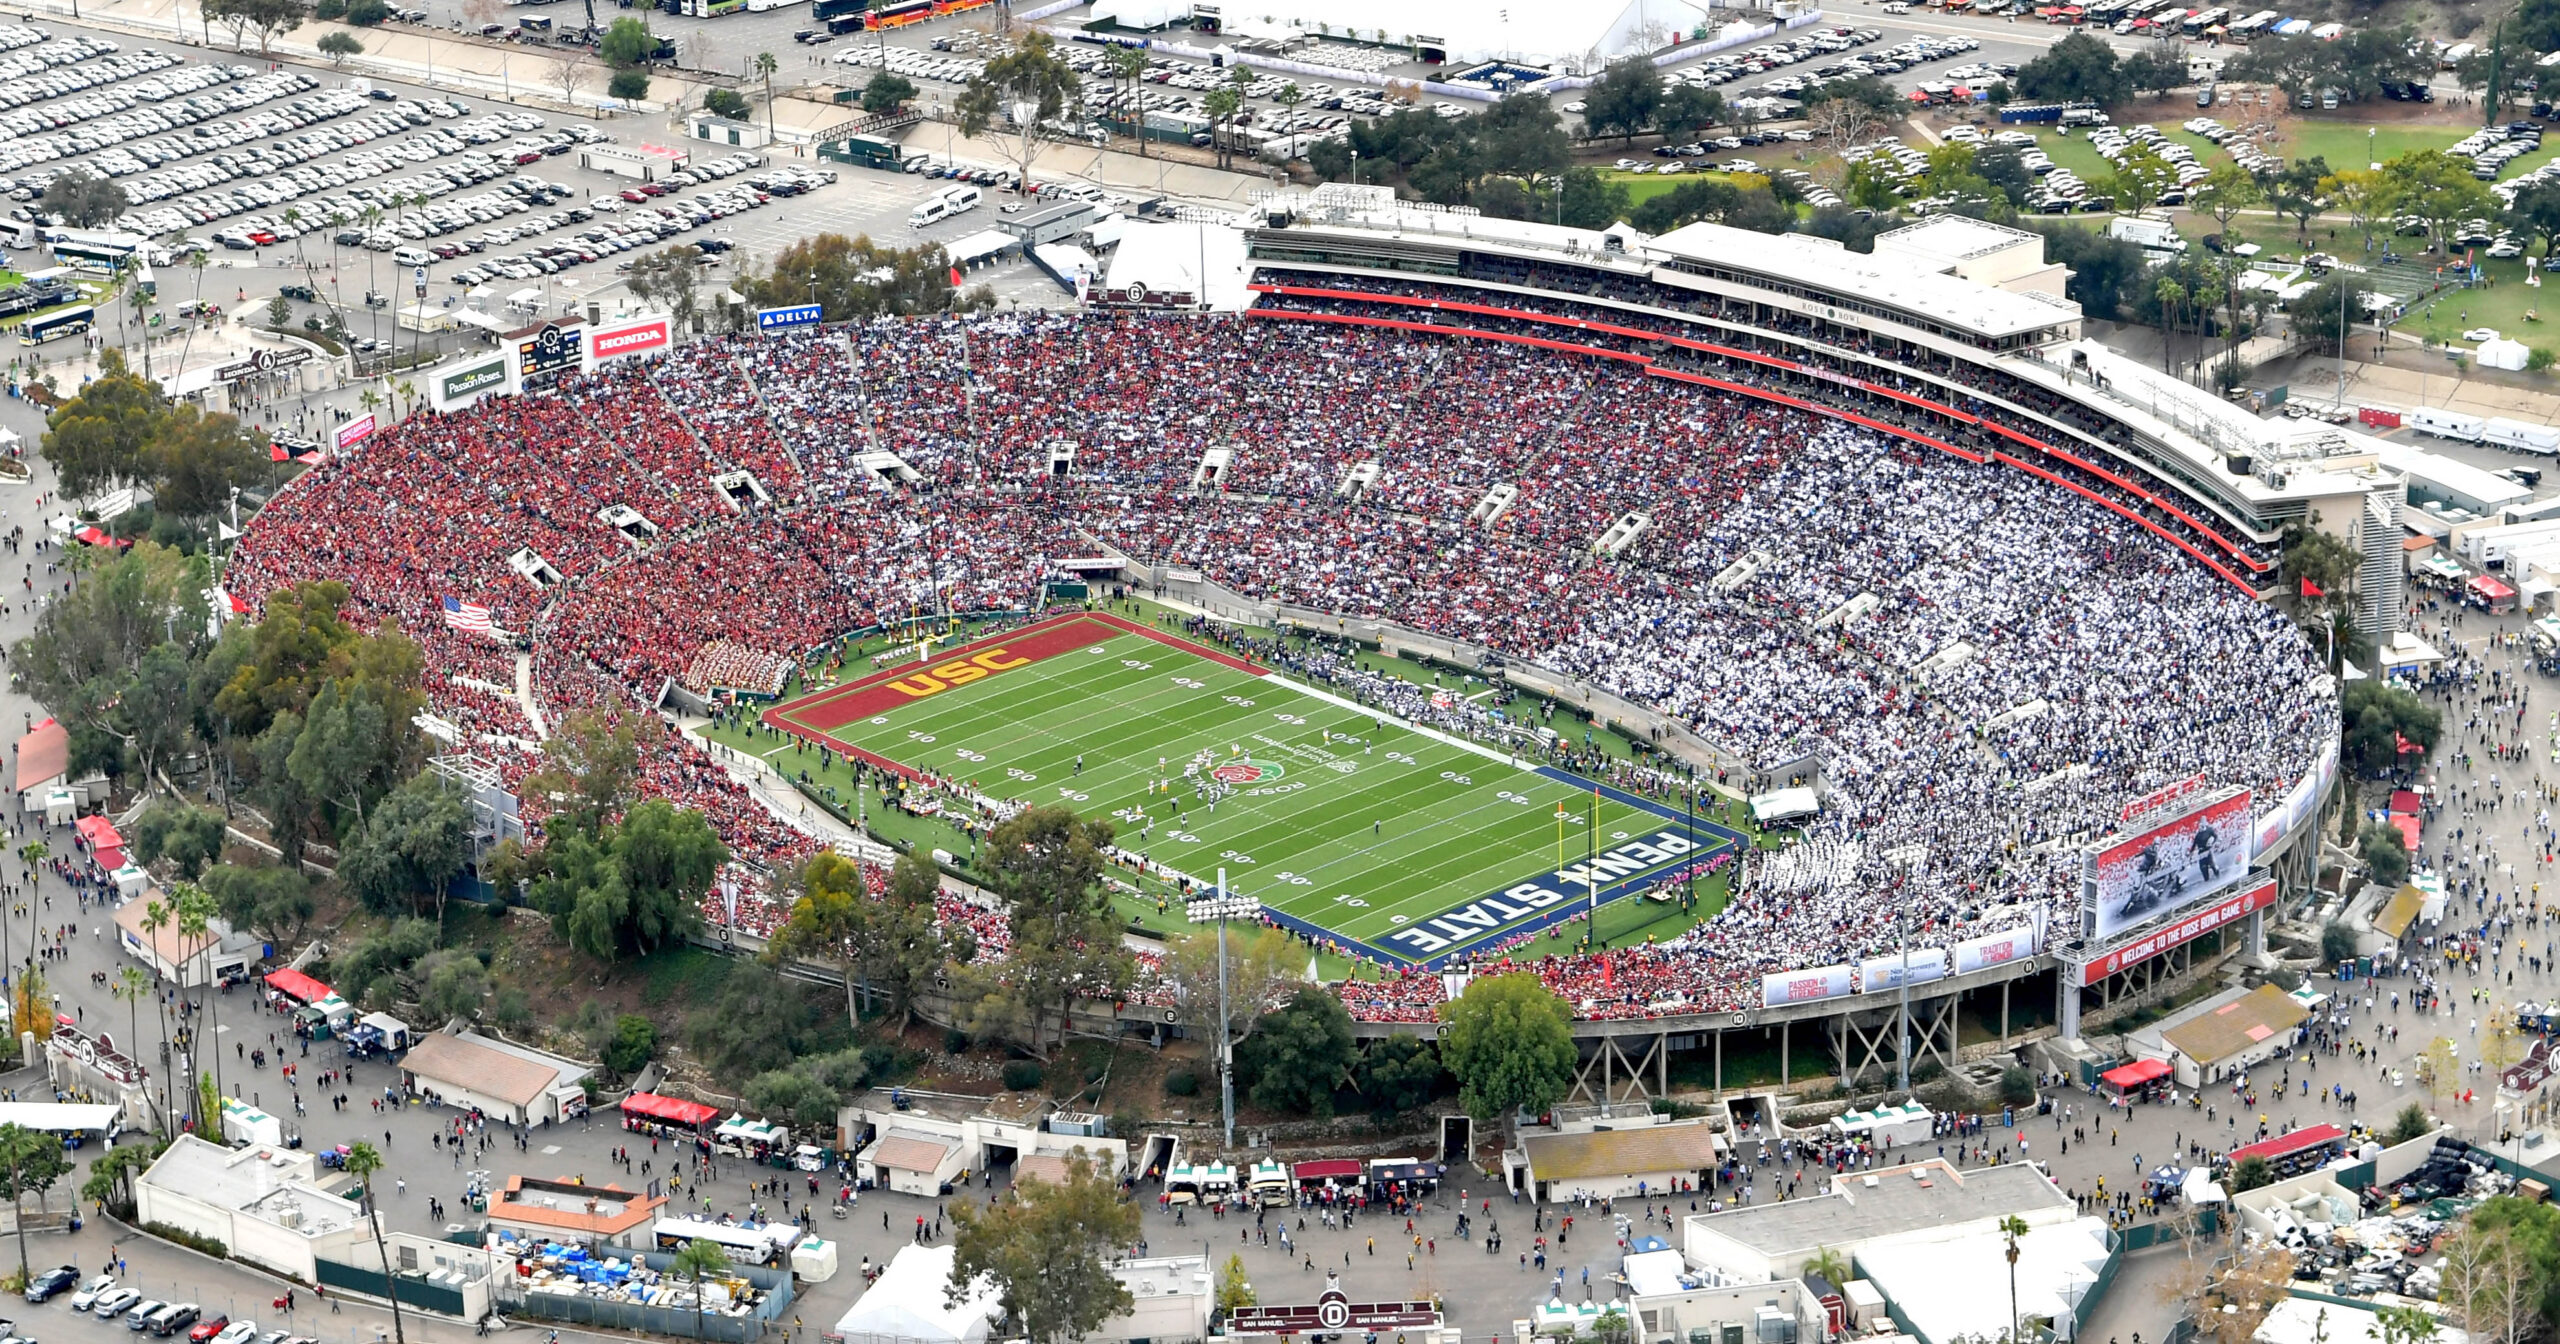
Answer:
xmin=19 ymin=304 xmax=93 ymax=345
xmin=812 ymin=0 xmax=865 ymax=18
xmin=679 ymin=0 xmax=746 ymax=16
xmin=2181 ymin=7 xmax=2228 ymax=35
xmin=866 ymin=0 xmax=932 ymax=28
xmin=51 ymin=239 xmax=137 ymax=277
xmin=931 ymin=0 xmax=993 ymax=13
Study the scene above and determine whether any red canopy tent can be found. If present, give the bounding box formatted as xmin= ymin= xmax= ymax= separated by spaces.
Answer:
xmin=265 ymin=967 xmax=332 ymax=1004
xmin=620 ymin=1092 xmax=720 ymax=1129
xmin=2469 ymin=574 xmax=2518 ymax=613
xmin=2227 ymin=1123 xmax=2346 ymax=1166
xmin=2099 ymin=1058 xmax=2171 ymax=1091
xmin=74 ymin=814 xmax=126 ymax=870
xmin=72 ymin=527 xmax=129 ymax=548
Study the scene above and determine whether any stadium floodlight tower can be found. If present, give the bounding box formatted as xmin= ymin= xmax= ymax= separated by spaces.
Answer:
xmin=1187 ymin=869 xmax=1257 ymax=1149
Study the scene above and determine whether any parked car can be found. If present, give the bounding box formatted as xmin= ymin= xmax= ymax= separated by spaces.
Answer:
xmin=25 ymin=1269 xmax=79 ymax=1304
xmin=69 ymin=1278 xmax=116 ymax=1312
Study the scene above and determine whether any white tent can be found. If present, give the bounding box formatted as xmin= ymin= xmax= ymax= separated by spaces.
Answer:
xmin=1749 ymin=787 xmax=1821 ymax=825
xmin=833 ymin=1245 xmax=1003 ymax=1344
xmin=2478 ymin=337 xmax=2531 ymax=371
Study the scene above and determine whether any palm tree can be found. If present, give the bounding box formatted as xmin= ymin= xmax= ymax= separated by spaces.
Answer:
xmin=1998 ymin=1214 xmax=2030 ymax=1344
xmin=1108 ymin=45 xmax=1148 ymax=157
xmin=393 ymin=378 xmax=418 ymax=420
xmin=1203 ymin=87 xmax=1241 ymax=172
xmin=1801 ymin=1246 xmax=1850 ymax=1290
xmin=359 ymin=386 xmax=385 ymax=422
xmin=2154 ymin=278 xmax=2186 ymax=374
xmin=110 ymin=967 xmax=150 ymax=1125
xmin=137 ymin=898 xmax=173 ymax=1125
xmin=0 ymin=1123 xmax=44 ymax=1280
xmin=172 ymin=883 xmax=220 ymax=1101
xmin=754 ymin=51 xmax=779 ymax=146
xmin=671 ymin=1237 xmax=731 ymax=1338
xmin=16 ymin=841 xmax=45 ymax=1002
xmin=342 ymin=1142 xmax=408 ymax=1344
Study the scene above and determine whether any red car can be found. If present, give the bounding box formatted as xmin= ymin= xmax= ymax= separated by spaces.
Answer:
xmin=636 ymin=182 xmax=671 ymax=196
xmin=619 ymin=188 xmax=647 ymax=202
xmin=187 ymin=1317 xmax=230 ymax=1343
xmin=246 ymin=231 xmax=277 ymax=245
xmin=514 ymin=151 xmax=542 ymax=164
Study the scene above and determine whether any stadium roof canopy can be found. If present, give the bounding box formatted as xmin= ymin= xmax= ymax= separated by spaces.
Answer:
xmin=1092 ymin=0 xmax=1714 ymax=70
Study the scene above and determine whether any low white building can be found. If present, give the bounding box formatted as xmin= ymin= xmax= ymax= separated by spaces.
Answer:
xmin=399 ymin=1032 xmax=590 ymax=1127
xmin=112 ymin=895 xmax=266 ymax=987
xmin=1683 ymin=1160 xmax=2076 ymax=1285
xmin=134 ymin=1135 xmax=368 ymax=1283
xmin=841 ymin=1089 xmax=1124 ymax=1191
xmin=1091 ymin=1255 xmax=1212 ymax=1344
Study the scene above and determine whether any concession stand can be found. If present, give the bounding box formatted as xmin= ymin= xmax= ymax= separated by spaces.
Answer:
xmin=2099 ymin=1056 xmax=2173 ymax=1104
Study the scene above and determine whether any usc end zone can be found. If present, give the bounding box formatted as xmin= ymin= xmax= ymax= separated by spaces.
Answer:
xmin=762 ymin=611 xmax=1262 ymax=779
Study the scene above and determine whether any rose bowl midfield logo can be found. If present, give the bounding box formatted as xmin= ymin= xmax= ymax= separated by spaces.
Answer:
xmin=1211 ymin=758 xmax=1285 ymax=784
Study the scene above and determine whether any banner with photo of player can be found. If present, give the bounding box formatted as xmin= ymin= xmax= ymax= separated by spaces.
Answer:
xmin=2084 ymin=786 xmax=2253 ymax=942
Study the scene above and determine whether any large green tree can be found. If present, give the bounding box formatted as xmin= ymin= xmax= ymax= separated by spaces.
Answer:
xmin=337 ymin=771 xmax=472 ymax=927
xmin=738 ymin=233 xmax=964 ymax=322
xmin=1583 ymin=57 xmax=1663 ymax=146
xmin=2342 ymin=680 xmax=2441 ymax=775
xmin=200 ymin=862 xmax=316 ymax=949
xmin=955 ymin=805 xmax=1133 ymax=1058
xmin=1357 ymin=1036 xmax=1447 ymax=1122
xmin=38 ymin=170 xmax=127 ymax=230
xmin=770 ymin=848 xmax=945 ymax=1029
xmin=1240 ymin=987 xmax=1357 ymax=1118
xmin=1439 ymin=973 xmax=1576 ymax=1122
xmin=128 ymin=802 xmax=225 ymax=881
xmin=530 ymin=800 xmax=724 ymax=963
xmin=947 ymin=1150 xmax=1140 ymax=1344
xmin=955 ymin=32 xmax=1082 ymax=196
xmin=41 ymin=350 xmax=164 ymax=499
xmin=201 ymin=0 xmax=307 ymax=54
xmin=2015 ymin=33 xmax=2125 ymax=104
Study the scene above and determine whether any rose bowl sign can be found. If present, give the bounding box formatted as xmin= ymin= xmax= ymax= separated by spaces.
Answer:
xmin=1211 ymin=758 xmax=1283 ymax=784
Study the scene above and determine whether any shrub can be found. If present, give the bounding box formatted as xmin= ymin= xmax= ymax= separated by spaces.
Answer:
xmin=608 ymin=69 xmax=651 ymax=101
xmin=345 ymin=0 xmax=389 ymax=24
xmin=314 ymin=0 xmax=346 ymax=17
xmin=604 ymin=1014 xmax=658 ymax=1075
xmin=1001 ymin=1059 xmax=1044 ymax=1092
xmin=1998 ymin=1066 xmax=2036 ymax=1105
xmin=144 ymin=1221 xmax=229 ymax=1259
xmin=1165 ymin=1069 xmax=1199 ymax=1097
xmin=2532 ymin=346 xmax=2557 ymax=373
xmin=2320 ymin=920 xmax=2357 ymax=965
xmin=943 ymin=1028 xmax=972 ymax=1054
xmin=703 ymin=88 xmax=749 ymax=119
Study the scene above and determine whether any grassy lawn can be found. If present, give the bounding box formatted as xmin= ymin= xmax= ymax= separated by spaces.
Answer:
xmin=2283 ymin=122 xmax=2463 ymax=173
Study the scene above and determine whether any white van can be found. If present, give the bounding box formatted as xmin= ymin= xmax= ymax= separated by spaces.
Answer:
xmin=2410 ymin=406 xmax=2487 ymax=443
xmin=938 ymin=184 xmax=983 ymax=215
xmin=907 ymin=197 xmax=952 ymax=228
xmin=392 ymin=246 xmax=435 ymax=267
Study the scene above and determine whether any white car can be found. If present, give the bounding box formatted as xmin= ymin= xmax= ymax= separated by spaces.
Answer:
xmin=211 ymin=1321 xmax=259 ymax=1344
xmin=2464 ymin=327 xmax=2501 ymax=343
xmin=1882 ymin=2 xmax=1909 ymax=11
xmin=1563 ymin=100 xmax=1587 ymax=114
xmin=70 ymin=1276 xmax=116 ymax=1311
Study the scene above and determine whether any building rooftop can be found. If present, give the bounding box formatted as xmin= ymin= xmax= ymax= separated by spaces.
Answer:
xmin=2158 ymin=984 xmax=2308 ymax=1066
xmin=491 ymin=1176 xmax=664 ymax=1239
xmin=141 ymin=1134 xmax=361 ymax=1237
xmin=1872 ymin=214 xmax=2049 ymax=265
xmin=869 ymin=1133 xmax=959 ymax=1173
xmin=1523 ymin=1122 xmax=1721 ymax=1183
xmin=1684 ymin=1160 xmax=2071 ymax=1262
xmin=15 ymin=718 xmax=63 ymax=793
xmin=1646 ymin=221 xmax=2079 ymax=341
xmin=402 ymin=1032 xmax=580 ymax=1108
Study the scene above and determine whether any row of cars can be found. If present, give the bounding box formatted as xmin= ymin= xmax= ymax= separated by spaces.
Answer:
xmin=2448 ymin=121 xmax=2545 ymax=181
xmin=2180 ymin=115 xmax=2280 ymax=175
xmin=124 ymin=109 xmax=600 ymax=253
xmin=1750 ymin=32 xmax=1988 ymax=101
xmin=0 ymin=62 xmax=315 ymax=193
xmin=122 ymin=103 xmax=565 ymax=228
xmin=19 ymin=1267 xmax=306 ymax=1344
xmin=455 ymin=176 xmax=771 ymax=285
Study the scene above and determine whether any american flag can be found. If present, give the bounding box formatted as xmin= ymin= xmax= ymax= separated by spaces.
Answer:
xmin=442 ymin=596 xmax=494 ymax=634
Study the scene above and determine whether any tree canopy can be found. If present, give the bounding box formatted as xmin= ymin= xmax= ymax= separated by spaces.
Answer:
xmin=739 ymin=233 xmax=977 ymax=321
xmin=955 ymin=805 xmax=1134 ymax=1057
xmin=948 ymin=1150 xmax=1141 ymax=1344
xmin=39 ymin=169 xmax=127 ymax=229
xmin=1239 ymin=987 xmax=1358 ymax=1117
xmin=1439 ymin=972 xmax=1576 ymax=1121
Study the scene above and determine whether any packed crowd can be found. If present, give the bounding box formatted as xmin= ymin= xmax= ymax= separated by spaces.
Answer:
xmin=222 ymin=295 xmax=2335 ymax=1021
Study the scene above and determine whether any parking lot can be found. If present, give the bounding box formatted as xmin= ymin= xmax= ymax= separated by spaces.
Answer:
xmin=0 ymin=8 xmax=1093 ymax=368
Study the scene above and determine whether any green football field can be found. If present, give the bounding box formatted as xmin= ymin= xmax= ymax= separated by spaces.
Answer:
xmin=762 ymin=612 xmax=1744 ymax=967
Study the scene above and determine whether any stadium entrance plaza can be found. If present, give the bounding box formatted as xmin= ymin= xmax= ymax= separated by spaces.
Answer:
xmin=0 ymin=374 xmax=2529 ymax=1344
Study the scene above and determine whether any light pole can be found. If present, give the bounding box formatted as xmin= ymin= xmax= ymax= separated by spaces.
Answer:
xmin=1187 ymin=873 xmax=1254 ymax=1149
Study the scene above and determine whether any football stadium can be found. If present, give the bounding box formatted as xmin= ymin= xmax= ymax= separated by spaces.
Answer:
xmin=225 ymin=190 xmax=2351 ymax=1082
